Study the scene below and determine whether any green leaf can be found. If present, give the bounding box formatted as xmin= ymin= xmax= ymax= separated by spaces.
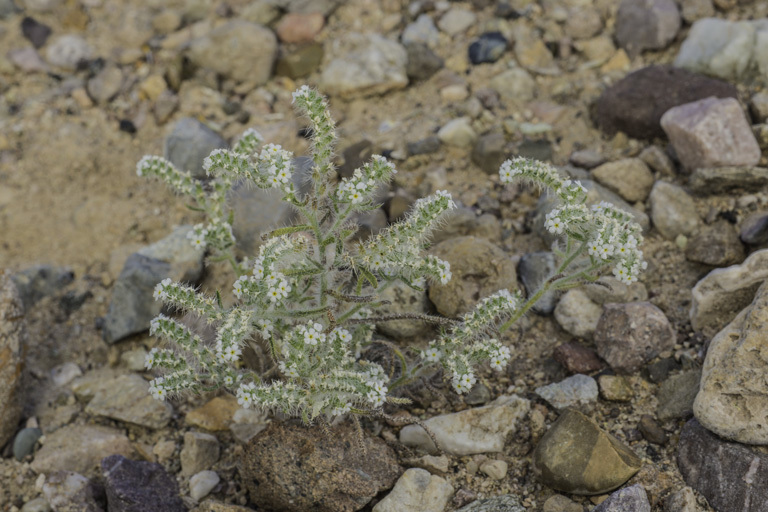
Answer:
xmin=186 ymin=204 xmax=206 ymax=212
xmin=261 ymin=225 xmax=312 ymax=241
xmin=359 ymin=267 xmax=378 ymax=289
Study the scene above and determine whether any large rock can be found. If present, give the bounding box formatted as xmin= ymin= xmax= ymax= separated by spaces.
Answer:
xmin=320 ymin=33 xmax=408 ymax=98
xmin=400 ymin=395 xmax=530 ymax=455
xmin=690 ymin=248 xmax=768 ymax=336
xmin=0 ymin=270 xmax=25 ymax=449
xmin=241 ymin=421 xmax=401 ymax=512
xmin=163 ymin=117 xmax=228 ymax=179
xmin=594 ymin=66 xmax=738 ymax=139
xmin=677 ymin=419 xmax=768 ymax=512
xmin=648 ymin=181 xmax=700 ymax=240
xmin=684 ymin=221 xmax=744 ymax=267
xmin=372 ymin=468 xmax=453 ymax=512
xmin=656 ymin=369 xmax=701 ymax=421
xmin=533 ymin=409 xmax=642 ymax=495
xmin=428 ymin=236 xmax=518 ymax=318
xmin=187 ymin=20 xmax=277 ymax=85
xmin=660 ymin=97 xmax=761 ymax=171
xmin=615 ymin=0 xmax=681 ymax=57
xmin=85 ymin=374 xmax=173 ymax=429
xmin=694 ymin=280 xmax=768 ymax=444
xmin=101 ymin=455 xmax=186 ymax=512
xmin=31 ymin=425 xmax=135 ymax=477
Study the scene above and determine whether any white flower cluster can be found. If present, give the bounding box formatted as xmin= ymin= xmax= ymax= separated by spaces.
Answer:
xmin=336 ymin=155 xmax=397 ymax=205
xmin=214 ymin=308 xmax=253 ymax=363
xmin=137 ymin=155 xmax=201 ymax=197
xmin=258 ymin=143 xmax=293 ymax=189
xmin=291 ymin=84 xmax=312 ymax=103
xmin=237 ymin=381 xmax=257 ymax=407
xmin=149 ymin=377 xmax=167 ymax=400
xmin=452 ymin=371 xmax=476 ymax=394
xmin=488 ymin=343 xmax=511 ymax=371
xmin=363 ymin=365 xmax=388 ymax=408
xmin=187 ymin=224 xmax=208 ymax=249
xmin=153 ymin=278 xmax=173 ymax=301
xmin=298 ymin=322 xmax=326 ymax=346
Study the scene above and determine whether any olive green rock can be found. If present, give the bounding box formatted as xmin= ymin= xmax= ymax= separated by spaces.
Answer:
xmin=533 ymin=408 xmax=642 ymax=495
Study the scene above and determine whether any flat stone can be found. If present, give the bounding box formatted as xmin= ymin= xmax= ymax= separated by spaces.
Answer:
xmin=649 ymin=181 xmax=700 ymax=240
xmin=8 ymin=46 xmax=49 ymax=73
xmin=102 ymin=455 xmax=186 ymax=512
xmin=275 ymin=12 xmax=324 ymax=43
xmin=598 ymin=375 xmax=634 ymax=402
xmin=615 ymin=0 xmax=680 ymax=57
xmin=21 ymin=16 xmax=52 ymax=48
xmin=31 ymin=425 xmax=135 ymax=477
xmin=479 ymin=459 xmax=508 ymax=480
xmin=490 ymin=68 xmax=536 ymax=103
xmin=656 ymin=369 xmax=701 ymax=421
xmin=400 ymin=395 xmax=530 ymax=455
xmin=85 ymin=374 xmax=172 ymax=429
xmin=688 ymin=166 xmax=768 ymax=195
xmin=594 ymin=65 xmax=738 ymax=139
xmin=554 ymin=289 xmax=602 ymax=340
xmin=42 ymin=471 xmax=105 ymax=512
xmin=0 ymin=270 xmax=25 ymax=449
xmin=535 ymin=374 xmax=598 ymax=410
xmin=543 ymin=495 xmax=583 ymax=512
xmin=684 ymin=221 xmax=744 ymax=266
xmin=186 ymin=395 xmax=240 ymax=431
xmin=570 ymin=149 xmax=605 ymax=169
xmin=679 ymin=0 xmax=715 ymax=23
xmin=564 ymin=7 xmax=603 ymax=40
xmin=661 ymin=97 xmax=760 ymax=171
xmin=590 ymin=159 xmax=654 ymax=203
xmin=517 ymin=252 xmax=557 ymax=314
xmin=663 ymin=487 xmax=703 ymax=512
xmin=241 ymin=421 xmax=401 ymax=512
xmin=533 ymin=409 xmax=642 ymax=495
xmin=554 ymin=342 xmax=605 ymax=374
xmin=639 ymin=146 xmax=676 ymax=176
xmin=86 ymin=65 xmax=123 ymax=104
xmin=438 ymin=9 xmax=476 ymax=36
xmin=677 ymin=419 xmax=768 ymax=512
xmin=593 ymin=484 xmax=651 ymax=512
xmin=457 ymin=495 xmax=525 ymax=512
xmin=190 ymin=470 xmax=219 ymax=501
xmin=373 ymin=468 xmax=453 ymax=512
xmin=181 ymin=431 xmax=220 ymax=476
xmin=690 ymin=248 xmax=768 ymax=336
xmin=583 ymin=276 xmax=647 ymax=305
xmin=164 ymin=118 xmax=227 ymax=179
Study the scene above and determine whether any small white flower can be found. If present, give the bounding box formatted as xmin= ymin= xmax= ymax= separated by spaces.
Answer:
xmin=144 ymin=348 xmax=157 ymax=370
xmin=423 ymin=347 xmax=441 ymax=363
xmin=224 ymin=375 xmax=234 ymax=386
xmin=149 ymin=378 xmax=166 ymax=401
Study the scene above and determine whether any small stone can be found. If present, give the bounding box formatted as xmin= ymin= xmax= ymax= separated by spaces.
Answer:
xmin=186 ymin=395 xmax=240 ymax=431
xmin=479 ymin=459 xmax=507 ymax=480
xmin=408 ymin=135 xmax=441 ymax=156
xmin=119 ymin=348 xmax=147 ymax=372
xmin=584 ymin=276 xmax=647 ymax=305
xmin=565 ymin=7 xmax=603 ymax=40
xmin=13 ymin=427 xmax=43 ymax=461
xmin=0 ymin=271 xmax=24 ymax=449
xmin=533 ymin=409 xmax=642 ymax=495
xmin=515 ymin=36 xmax=557 ymax=73
xmin=21 ymin=17 xmax=52 ymax=48
xmin=554 ymin=289 xmax=602 ymax=340
xmin=85 ymin=374 xmax=173 ymax=429
xmin=42 ymin=471 xmax=105 ymax=512
xmin=543 ymin=495 xmax=583 ymax=512
xmin=615 ymin=0 xmax=681 ymax=57
xmin=663 ymin=487 xmax=702 ymax=512
xmin=190 ymin=470 xmax=219 ymax=501
xmin=46 ymin=34 xmax=93 ymax=70
xmin=590 ymin=159 xmax=654 ymax=203
xmin=406 ymin=454 xmax=451 ymax=475
xmin=0 ymin=0 xmax=20 ymax=18
xmin=639 ymin=146 xmax=675 ymax=176
xmin=438 ymin=9 xmax=476 ymax=36
xmin=405 ymin=43 xmax=444 ymax=81
xmin=151 ymin=10 xmax=181 ymax=34
xmin=275 ymin=12 xmax=324 ymax=43
xmin=21 ymin=498 xmax=52 ymax=512
xmin=471 ymin=132 xmax=506 ymax=175
xmin=402 ymin=14 xmax=439 ymax=48
xmin=646 ymin=357 xmax=681 ymax=383
xmin=598 ymin=375 xmax=634 ymax=402
xmin=373 ymin=468 xmax=453 ymax=512
xmin=638 ymin=415 xmax=668 ymax=445
xmin=661 ymin=97 xmax=761 ymax=171
xmin=181 ymin=432 xmax=220 ymax=476
xmin=275 ymin=43 xmax=324 ymax=79
xmin=102 ymin=455 xmax=186 ymax=512
xmin=457 ymin=495 xmax=525 ymax=512
xmin=338 ymin=139 xmax=374 ymax=179
xmin=153 ymin=90 xmax=179 ymax=124
xmin=468 ymin=32 xmax=508 ymax=65
xmin=517 ymin=252 xmax=557 ymax=314
xmin=535 ymin=374 xmax=599 ymax=411
xmin=570 ymin=149 xmax=605 ymax=169
xmin=656 ymin=369 xmax=701 ymax=421
xmin=8 ymin=46 xmax=49 ymax=73
xmin=437 ymin=117 xmax=477 ymax=149
xmin=400 ymin=395 xmax=530 ymax=455
xmin=431 ymin=208 xmax=501 ymax=244
xmin=554 ymin=342 xmax=605 ymax=374
xmin=593 ymin=484 xmax=651 ymax=512
xmin=751 ymin=91 xmax=768 ymax=122
xmin=740 ymin=211 xmax=768 ymax=245
xmin=139 ymin=75 xmax=167 ymax=101
xmin=240 ymin=1 xmax=281 ymax=25
xmin=153 ymin=440 xmax=176 ymax=463
xmin=86 ymin=65 xmax=123 ymax=104
xmin=688 ymin=166 xmax=768 ymax=195
xmin=594 ymin=302 xmax=676 ymax=374
xmin=164 ymin=118 xmax=227 ymax=179
xmin=684 ymin=221 xmax=744 ymax=266
xmin=464 ymin=383 xmax=491 ymax=406
xmin=649 ymin=181 xmax=700 ymax=240
xmin=441 ymin=84 xmax=469 ymax=102
xmin=489 ymin=67 xmax=535 ymax=103
xmin=31 ymin=425 xmax=135 ymax=477
xmin=679 ymin=0 xmax=714 ymax=23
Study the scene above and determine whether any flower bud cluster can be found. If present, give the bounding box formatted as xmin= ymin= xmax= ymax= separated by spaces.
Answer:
xmin=292 ymin=85 xmax=336 ymax=172
xmin=153 ymin=278 xmax=222 ymax=321
xmin=336 ymin=155 xmax=396 ymax=206
xmin=136 ymin=155 xmax=204 ymax=199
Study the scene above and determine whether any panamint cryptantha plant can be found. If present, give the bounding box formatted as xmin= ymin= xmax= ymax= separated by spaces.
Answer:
xmin=136 ymin=86 xmax=645 ymax=424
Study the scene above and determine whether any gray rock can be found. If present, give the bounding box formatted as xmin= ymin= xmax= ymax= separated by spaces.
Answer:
xmin=688 ymin=166 xmax=768 ymax=195
xmin=751 ymin=91 xmax=768 ymax=121
xmin=518 ymin=252 xmax=557 ymax=314
xmin=21 ymin=17 xmax=52 ymax=48
xmin=684 ymin=221 xmax=744 ymax=266
xmin=741 ymin=211 xmax=768 ymax=245
xmin=13 ymin=427 xmax=42 ymax=461
xmin=11 ymin=264 xmax=73 ymax=308
xmin=656 ymin=369 xmax=701 ymax=421
xmin=187 ymin=21 xmax=277 ymax=85
xmin=408 ymin=134 xmax=441 ymax=155
xmin=535 ymin=374 xmax=598 ymax=410
xmin=431 ymin=208 xmax=501 ymax=244
xmin=8 ymin=47 xmax=50 ymax=73
xmin=164 ymin=117 xmax=227 ymax=179
xmin=43 ymin=471 xmax=105 ymax=512
xmin=490 ymin=68 xmax=535 ymax=103
xmin=372 ymin=468 xmax=453 ymax=512
xmin=102 ymin=455 xmax=186 ymax=512
xmin=190 ymin=470 xmax=219 ymax=501
xmin=0 ymin=0 xmax=19 ymax=18
xmin=690 ymin=248 xmax=768 ymax=336
xmin=437 ymin=117 xmax=477 ymax=148
xmin=678 ymin=419 xmax=768 ymax=512
xmin=639 ymin=145 xmax=676 ymax=176
xmin=85 ymin=374 xmax=173 ymax=429
xmin=86 ymin=65 xmax=123 ymax=104
xmin=465 ymin=383 xmax=491 ymax=406
xmin=661 ymin=97 xmax=761 ymax=171
xmin=21 ymin=0 xmax=62 ymax=11
xmin=51 ymin=362 xmax=83 ymax=387
xmin=649 ymin=181 xmax=700 ymax=240
xmin=542 ymin=495 xmax=582 ymax=512
xmin=456 ymin=495 xmax=525 ymax=512
xmin=402 ymin=14 xmax=439 ymax=48
xmin=569 ymin=149 xmax=605 ymax=169
xmin=377 ymin=281 xmax=431 ymax=339
xmin=533 ymin=409 xmax=642 ymax=495
xmin=468 ymin=32 xmax=508 ymax=64
xmin=31 ymin=425 xmax=135 ymax=477
xmin=679 ymin=0 xmax=715 ymax=23
xmin=593 ymin=484 xmax=651 ymax=512
xmin=554 ymin=289 xmax=602 ymax=340
xmin=594 ymin=302 xmax=676 ymax=374
xmin=400 ymin=395 xmax=530 ymax=455
xmin=471 ymin=132 xmax=507 ymax=175
xmin=615 ymin=0 xmax=681 ymax=57
xmin=663 ymin=487 xmax=703 ymax=512
xmin=553 ymin=342 xmax=605 ymax=374
xmin=405 ymin=43 xmax=444 ymax=81
xmin=675 ymin=18 xmax=756 ymax=80
xmin=181 ymin=431 xmax=220 ymax=476
xmin=590 ymin=159 xmax=654 ymax=203
xmin=584 ymin=276 xmax=648 ymax=305
xmin=694 ymin=280 xmax=768 ymax=443
xmin=45 ymin=35 xmax=93 ymax=70
xmin=320 ymin=33 xmax=408 ymax=98
xmin=20 ymin=498 xmax=50 ymax=512
xmin=0 ymin=271 xmax=24 ymax=449
xmin=438 ymin=9 xmax=476 ymax=36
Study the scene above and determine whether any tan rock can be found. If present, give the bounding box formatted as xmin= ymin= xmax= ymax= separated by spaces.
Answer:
xmin=0 ymin=270 xmax=25 ymax=448
xmin=31 ymin=425 xmax=135 ymax=476
xmin=186 ymin=395 xmax=239 ymax=431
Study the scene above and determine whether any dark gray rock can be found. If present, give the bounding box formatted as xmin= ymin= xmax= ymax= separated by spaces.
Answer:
xmin=688 ymin=167 xmax=768 ymax=195
xmin=593 ymin=484 xmax=651 ymax=512
xmin=685 ymin=221 xmax=745 ymax=266
xmin=594 ymin=66 xmax=738 ymax=139
xmin=408 ymin=135 xmax=441 ymax=156
xmin=656 ymin=369 xmax=701 ymax=421
xmin=471 ymin=132 xmax=507 ymax=175
xmin=338 ymin=140 xmax=373 ymax=179
xmin=646 ymin=357 xmax=681 ymax=383
xmin=464 ymin=383 xmax=491 ymax=406
xmin=12 ymin=264 xmax=74 ymax=308
xmin=518 ymin=252 xmax=557 ymax=314
xmin=456 ymin=495 xmax=525 ymax=512
xmin=615 ymin=0 xmax=681 ymax=57
xmin=21 ymin=17 xmax=52 ymax=48
xmin=164 ymin=117 xmax=228 ymax=179
xmin=13 ymin=427 xmax=42 ymax=461
xmin=678 ymin=419 xmax=768 ymax=512
xmin=468 ymin=32 xmax=508 ymax=64
xmin=741 ymin=211 xmax=768 ymax=245
xmin=0 ymin=0 xmax=20 ymax=18
xmin=101 ymin=455 xmax=186 ymax=512
xmin=405 ymin=43 xmax=444 ymax=81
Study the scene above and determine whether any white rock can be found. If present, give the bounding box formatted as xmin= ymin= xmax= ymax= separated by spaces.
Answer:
xmin=554 ymin=289 xmax=602 ymax=340
xmin=437 ymin=117 xmax=477 ymax=148
xmin=535 ymin=374 xmax=598 ymax=410
xmin=46 ymin=35 xmax=93 ymax=70
xmin=402 ymin=14 xmax=440 ymax=48
xmin=50 ymin=362 xmax=82 ymax=387
xmin=490 ymin=68 xmax=536 ymax=103
xmin=479 ymin=459 xmax=508 ymax=480
xmin=372 ymin=468 xmax=453 ymax=512
xmin=190 ymin=470 xmax=220 ymax=501
xmin=648 ymin=181 xmax=700 ymax=240
xmin=438 ymin=9 xmax=476 ymax=35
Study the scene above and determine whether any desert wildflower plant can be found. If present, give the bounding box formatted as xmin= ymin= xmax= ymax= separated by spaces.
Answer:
xmin=137 ymin=86 xmax=646 ymax=426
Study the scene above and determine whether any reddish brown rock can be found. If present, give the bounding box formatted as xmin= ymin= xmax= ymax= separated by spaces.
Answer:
xmin=275 ymin=12 xmax=325 ymax=43
xmin=553 ymin=342 xmax=605 ymax=374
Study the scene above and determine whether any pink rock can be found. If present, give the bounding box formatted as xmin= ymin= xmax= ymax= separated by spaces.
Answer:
xmin=661 ymin=97 xmax=761 ymax=171
xmin=275 ymin=13 xmax=325 ymax=44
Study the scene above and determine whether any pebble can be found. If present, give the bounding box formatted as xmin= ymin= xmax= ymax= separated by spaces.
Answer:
xmin=153 ymin=90 xmax=179 ymax=124
xmin=275 ymin=12 xmax=324 ymax=43
xmin=598 ymin=375 xmax=634 ymax=402
xmin=119 ymin=348 xmax=147 ymax=371
xmin=533 ymin=409 xmax=642 ymax=495
xmin=661 ymin=97 xmax=760 ymax=171
xmin=407 ymin=135 xmax=441 ymax=156
xmin=190 ymin=470 xmax=219 ymax=501
xmin=663 ymin=486 xmax=703 ymax=512
xmin=594 ymin=302 xmax=676 ymax=374
xmin=441 ymin=84 xmax=469 ymax=102
xmin=543 ymin=495 xmax=582 ymax=512
xmin=20 ymin=498 xmax=52 ymax=512
xmin=428 ymin=236 xmax=517 ymax=317
xmin=242 ymin=421 xmax=401 ymax=512
xmin=438 ymin=8 xmax=476 ymax=35
xmin=639 ymin=146 xmax=675 ymax=176
xmin=679 ymin=0 xmax=714 ymax=23
xmin=0 ymin=0 xmax=20 ymax=18
xmin=400 ymin=395 xmax=530 ymax=455
xmin=468 ymin=32 xmax=508 ymax=64
xmin=31 ymin=425 xmax=135 ymax=477
xmin=593 ymin=484 xmax=651 ymax=512
xmin=489 ymin=67 xmax=536 ymax=103
xmin=584 ymin=276 xmax=647 ymax=305
xmin=21 ymin=16 xmax=52 ymax=48
xmin=477 ymin=459 xmax=506 ymax=480
xmin=163 ymin=117 xmax=228 ymax=179
xmin=320 ymin=33 xmax=408 ymax=98
xmin=677 ymin=419 xmax=768 ymax=512
xmin=471 ymin=132 xmax=507 ymax=175
xmin=638 ymin=415 xmax=668 ymax=445
xmin=405 ymin=43 xmax=444 ymax=81
xmin=675 ymin=18 xmax=758 ymax=80
xmin=646 ymin=357 xmax=681 ymax=383
xmin=649 ymin=181 xmax=700 ymax=240
xmin=42 ymin=471 xmax=105 ymax=512
xmin=595 ymin=65 xmax=738 ymax=139
xmin=0 ymin=271 xmax=24 ymax=449
xmin=138 ymin=75 xmax=167 ymax=101
xmin=553 ymin=289 xmax=602 ymax=340
xmin=751 ymin=91 xmax=768 ymax=121
xmin=151 ymin=10 xmax=181 ymax=34
xmin=8 ymin=47 xmax=49 ymax=73
xmin=181 ymin=431 xmax=220 ymax=476
xmin=377 ymin=281 xmax=432 ymax=339
xmin=186 ymin=395 xmax=240 ymax=431
xmin=102 ymin=455 xmax=186 ymax=512
xmin=86 ymin=65 xmax=123 ymax=104
xmin=275 ymin=43 xmax=324 ymax=78
xmin=515 ymin=35 xmax=557 ymax=73
xmin=740 ymin=211 xmax=768 ymax=245
xmin=13 ymin=427 xmax=43 ymax=461
xmin=517 ymin=252 xmax=557 ymax=314
xmin=402 ymin=14 xmax=440 ymax=48
xmin=457 ymin=495 xmax=525 ymax=512
xmin=615 ymin=0 xmax=681 ymax=57
xmin=45 ymin=34 xmax=93 ymax=70
xmin=553 ymin=342 xmax=605 ymax=374
xmin=85 ymin=374 xmax=172 ymax=429
xmin=690 ymin=248 xmax=768 ymax=336
xmin=656 ymin=369 xmax=701 ymax=421
xmin=569 ymin=149 xmax=604 ymax=169
xmin=431 ymin=208 xmax=501 ymax=244
xmin=684 ymin=221 xmax=744 ymax=266
xmin=12 ymin=264 xmax=74 ymax=308
xmin=535 ymin=374 xmax=598 ymax=411
xmin=437 ymin=117 xmax=477 ymax=149
xmin=229 ymin=408 xmax=268 ymax=444
xmin=373 ymin=468 xmax=453 ymax=512
xmin=590 ymin=159 xmax=654 ymax=203
xmin=187 ymin=21 xmax=277 ymax=85
xmin=688 ymin=166 xmax=768 ymax=195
